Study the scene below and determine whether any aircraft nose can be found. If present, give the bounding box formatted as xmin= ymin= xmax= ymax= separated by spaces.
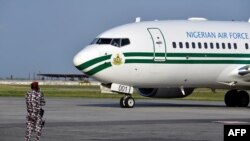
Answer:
xmin=73 ymin=46 xmax=100 ymax=71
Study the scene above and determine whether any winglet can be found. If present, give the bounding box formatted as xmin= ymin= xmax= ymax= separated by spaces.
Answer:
xmin=248 ymin=18 xmax=250 ymax=23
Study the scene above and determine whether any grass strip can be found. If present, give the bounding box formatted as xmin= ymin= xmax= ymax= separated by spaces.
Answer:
xmin=0 ymin=85 xmax=225 ymax=101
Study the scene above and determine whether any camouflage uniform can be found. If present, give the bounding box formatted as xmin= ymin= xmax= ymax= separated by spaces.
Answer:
xmin=25 ymin=89 xmax=45 ymax=141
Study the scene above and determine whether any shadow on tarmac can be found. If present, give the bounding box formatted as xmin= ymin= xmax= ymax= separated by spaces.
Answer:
xmin=77 ymin=101 xmax=229 ymax=108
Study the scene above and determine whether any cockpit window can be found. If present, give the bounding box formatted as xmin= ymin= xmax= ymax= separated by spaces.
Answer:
xmin=96 ymin=38 xmax=112 ymax=44
xmin=121 ymin=38 xmax=130 ymax=46
xmin=111 ymin=39 xmax=121 ymax=47
xmin=90 ymin=38 xmax=130 ymax=47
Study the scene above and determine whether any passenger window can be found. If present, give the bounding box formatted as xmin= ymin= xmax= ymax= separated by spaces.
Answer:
xmin=204 ymin=43 xmax=208 ymax=49
xmin=97 ymin=38 xmax=112 ymax=44
xmin=210 ymin=43 xmax=214 ymax=49
xmin=179 ymin=42 xmax=183 ymax=48
xmin=216 ymin=43 xmax=220 ymax=49
xmin=233 ymin=43 xmax=237 ymax=49
xmin=198 ymin=42 xmax=202 ymax=49
xmin=121 ymin=38 xmax=130 ymax=46
xmin=111 ymin=39 xmax=121 ymax=47
xmin=222 ymin=43 xmax=226 ymax=49
xmin=228 ymin=43 xmax=231 ymax=49
xmin=173 ymin=42 xmax=176 ymax=48
xmin=185 ymin=42 xmax=189 ymax=48
xmin=246 ymin=43 xmax=249 ymax=49
xmin=192 ymin=42 xmax=195 ymax=49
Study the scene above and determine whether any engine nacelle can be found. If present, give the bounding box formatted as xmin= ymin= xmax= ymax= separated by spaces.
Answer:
xmin=137 ymin=88 xmax=194 ymax=98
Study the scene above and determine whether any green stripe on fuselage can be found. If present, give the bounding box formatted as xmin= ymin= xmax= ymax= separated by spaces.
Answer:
xmin=125 ymin=59 xmax=250 ymax=64
xmin=84 ymin=62 xmax=112 ymax=76
xmin=76 ymin=52 xmax=250 ymax=76
xmin=124 ymin=52 xmax=250 ymax=58
xmin=76 ymin=55 xmax=111 ymax=70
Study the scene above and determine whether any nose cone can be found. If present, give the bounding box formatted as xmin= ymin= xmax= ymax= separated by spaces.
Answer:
xmin=73 ymin=46 xmax=100 ymax=71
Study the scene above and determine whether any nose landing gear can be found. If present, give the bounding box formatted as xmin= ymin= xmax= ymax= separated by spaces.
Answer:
xmin=120 ymin=95 xmax=135 ymax=108
xmin=225 ymin=89 xmax=249 ymax=107
xmin=109 ymin=83 xmax=135 ymax=108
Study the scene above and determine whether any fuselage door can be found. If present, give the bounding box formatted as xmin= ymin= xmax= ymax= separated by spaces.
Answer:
xmin=147 ymin=28 xmax=166 ymax=61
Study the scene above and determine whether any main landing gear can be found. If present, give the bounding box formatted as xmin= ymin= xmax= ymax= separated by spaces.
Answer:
xmin=120 ymin=94 xmax=135 ymax=108
xmin=224 ymin=89 xmax=250 ymax=107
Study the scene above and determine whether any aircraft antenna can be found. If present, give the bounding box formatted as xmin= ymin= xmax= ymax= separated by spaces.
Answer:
xmin=135 ymin=17 xmax=141 ymax=23
xmin=188 ymin=17 xmax=208 ymax=21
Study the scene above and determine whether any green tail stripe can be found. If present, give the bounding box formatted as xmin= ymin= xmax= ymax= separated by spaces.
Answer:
xmin=76 ymin=55 xmax=111 ymax=70
xmin=125 ymin=59 xmax=250 ymax=64
xmin=85 ymin=62 xmax=112 ymax=76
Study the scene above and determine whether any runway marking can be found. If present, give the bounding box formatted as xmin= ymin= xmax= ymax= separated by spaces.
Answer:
xmin=213 ymin=121 xmax=250 ymax=124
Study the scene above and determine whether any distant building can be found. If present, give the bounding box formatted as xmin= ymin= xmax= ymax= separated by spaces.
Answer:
xmin=37 ymin=73 xmax=89 ymax=81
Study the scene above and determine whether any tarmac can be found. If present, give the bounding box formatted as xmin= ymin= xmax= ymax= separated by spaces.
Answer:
xmin=0 ymin=97 xmax=250 ymax=141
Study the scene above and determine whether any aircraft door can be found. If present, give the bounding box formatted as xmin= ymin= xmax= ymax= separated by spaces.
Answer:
xmin=147 ymin=28 xmax=166 ymax=61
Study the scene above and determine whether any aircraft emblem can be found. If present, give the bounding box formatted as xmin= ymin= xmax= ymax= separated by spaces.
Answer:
xmin=112 ymin=54 xmax=123 ymax=65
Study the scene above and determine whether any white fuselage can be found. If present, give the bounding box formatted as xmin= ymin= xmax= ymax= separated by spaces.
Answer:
xmin=73 ymin=20 xmax=250 ymax=90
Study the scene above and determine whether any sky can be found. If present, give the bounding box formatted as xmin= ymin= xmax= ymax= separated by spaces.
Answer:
xmin=0 ymin=0 xmax=249 ymax=78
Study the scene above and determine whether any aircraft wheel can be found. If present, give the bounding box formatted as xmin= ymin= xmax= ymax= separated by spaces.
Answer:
xmin=225 ymin=90 xmax=238 ymax=107
xmin=120 ymin=97 xmax=126 ymax=108
xmin=124 ymin=97 xmax=135 ymax=108
xmin=237 ymin=91 xmax=249 ymax=107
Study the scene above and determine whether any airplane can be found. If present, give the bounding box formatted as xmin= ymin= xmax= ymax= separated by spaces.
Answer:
xmin=73 ymin=17 xmax=250 ymax=108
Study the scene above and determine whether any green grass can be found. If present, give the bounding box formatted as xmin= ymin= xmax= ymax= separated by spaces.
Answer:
xmin=0 ymin=84 xmax=141 ymax=99
xmin=182 ymin=89 xmax=225 ymax=101
xmin=0 ymin=84 xmax=226 ymax=101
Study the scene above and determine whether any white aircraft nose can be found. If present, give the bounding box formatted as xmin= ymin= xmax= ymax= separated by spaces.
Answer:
xmin=73 ymin=46 xmax=100 ymax=71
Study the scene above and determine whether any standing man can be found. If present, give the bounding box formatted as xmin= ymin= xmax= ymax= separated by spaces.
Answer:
xmin=25 ymin=82 xmax=46 ymax=141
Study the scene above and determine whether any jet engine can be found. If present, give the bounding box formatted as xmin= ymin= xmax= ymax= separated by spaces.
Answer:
xmin=137 ymin=88 xmax=194 ymax=98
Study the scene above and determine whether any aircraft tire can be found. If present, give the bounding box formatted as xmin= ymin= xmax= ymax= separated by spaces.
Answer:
xmin=237 ymin=91 xmax=249 ymax=107
xmin=225 ymin=90 xmax=238 ymax=107
xmin=124 ymin=97 xmax=135 ymax=108
xmin=120 ymin=97 xmax=126 ymax=108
